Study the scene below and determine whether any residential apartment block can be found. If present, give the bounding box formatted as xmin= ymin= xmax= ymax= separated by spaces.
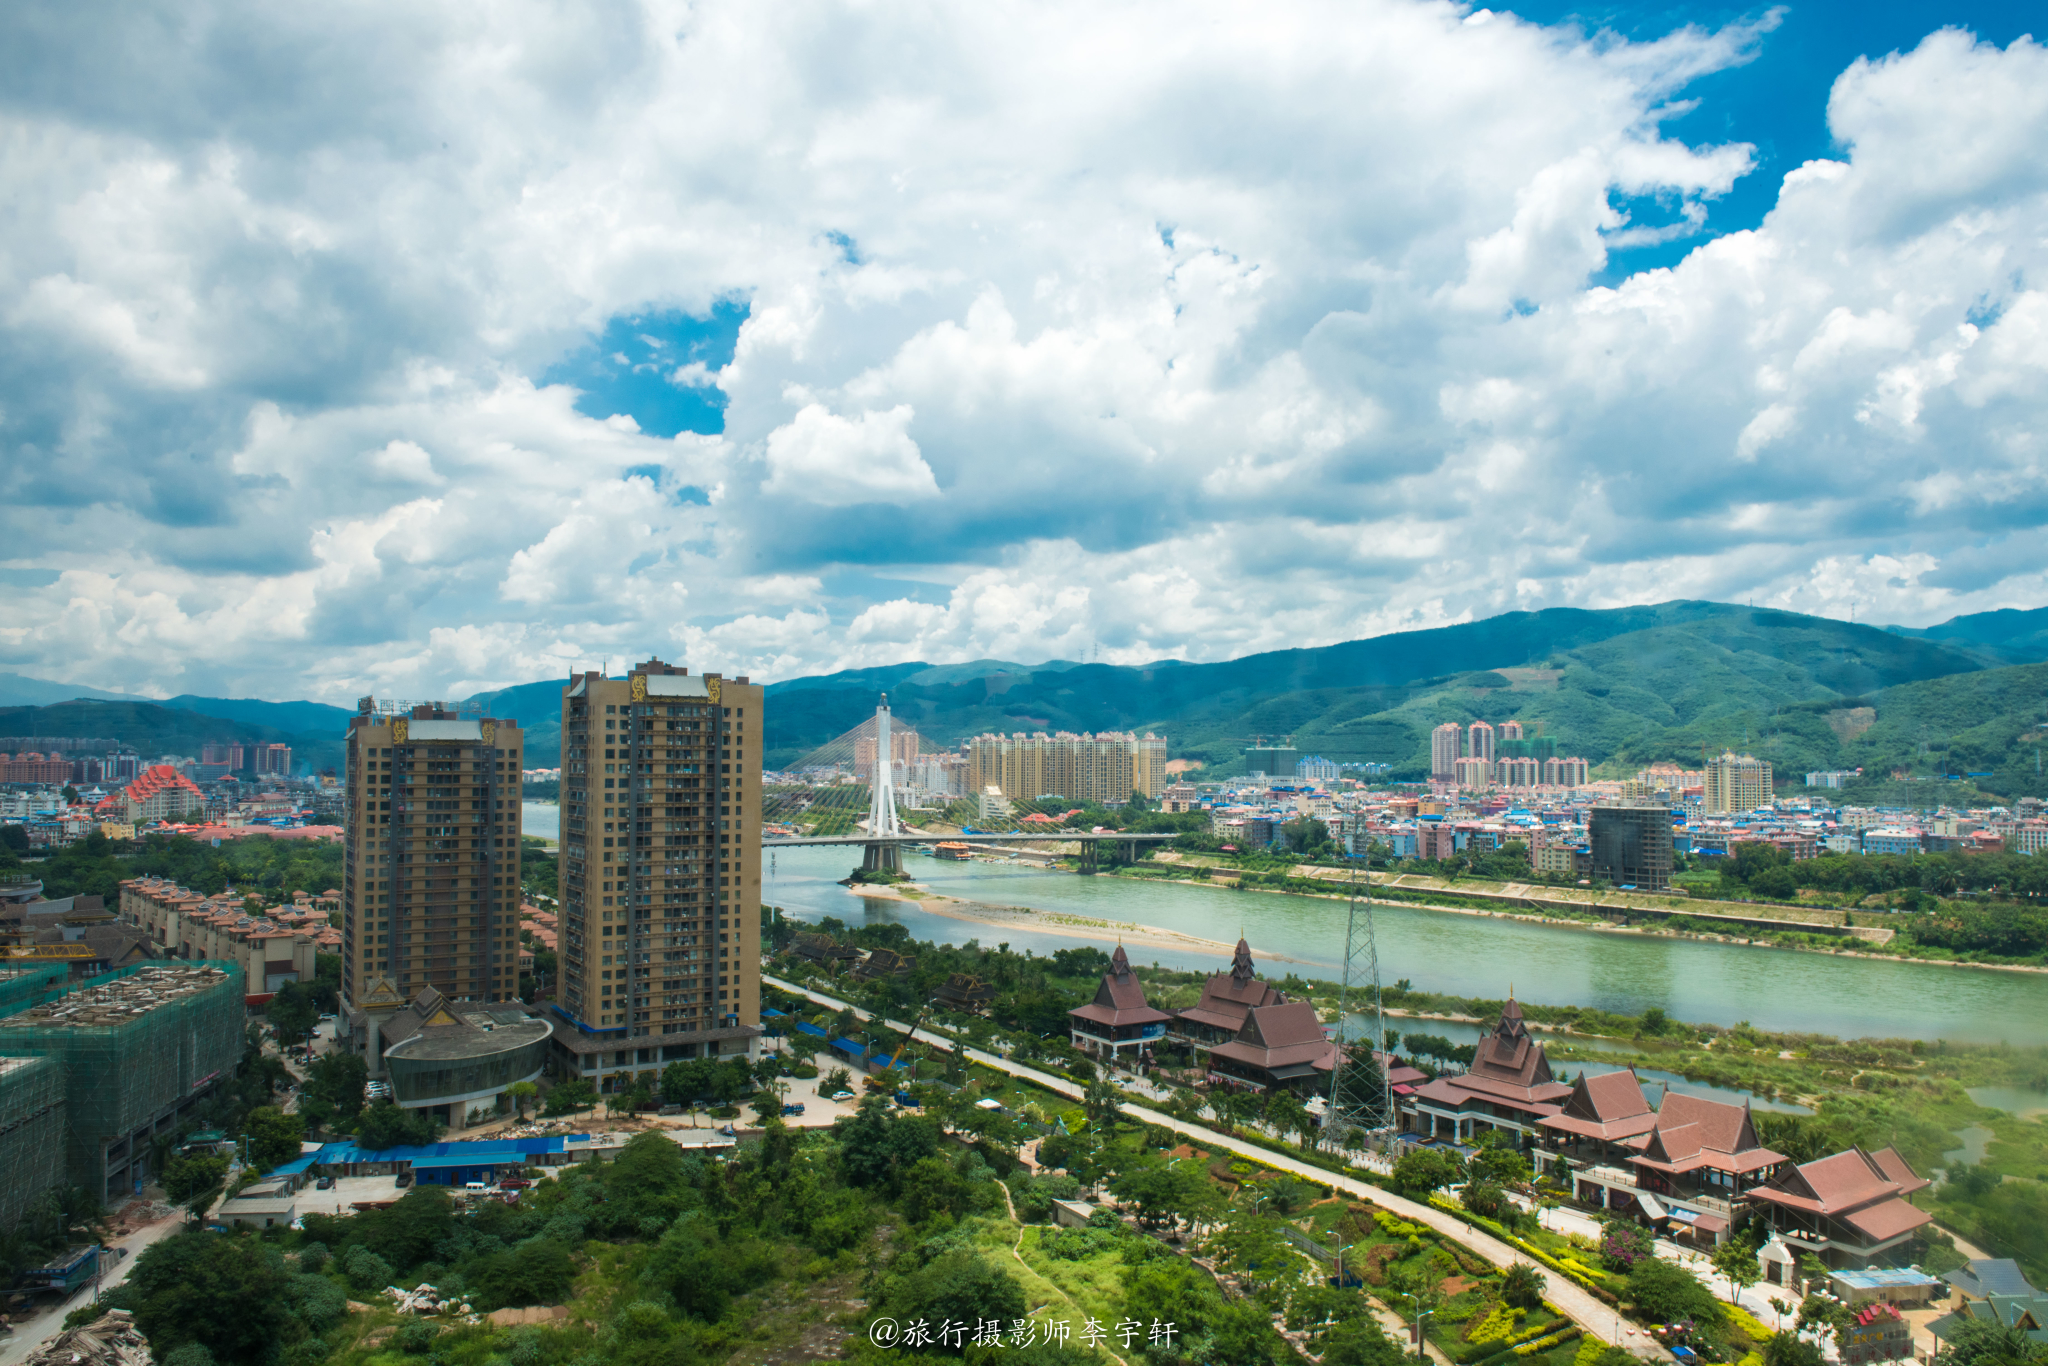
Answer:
xmin=118 ymin=876 xmax=326 ymax=1004
xmin=968 ymin=730 xmax=1167 ymax=804
xmin=340 ymin=705 xmax=524 ymax=1013
xmin=1705 ymin=751 xmax=1774 ymax=814
xmin=556 ymin=660 xmax=763 ymax=1087
xmin=1430 ymin=722 xmax=1463 ymax=781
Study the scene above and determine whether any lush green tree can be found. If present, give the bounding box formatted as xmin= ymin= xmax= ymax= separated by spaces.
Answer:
xmin=641 ymin=1215 xmax=783 ymax=1321
xmin=543 ymin=1078 xmax=597 ymax=1116
xmin=244 ymin=1106 xmax=304 ymax=1169
xmin=1113 ymin=1158 xmax=1216 ymax=1232
xmin=340 ymin=1245 xmax=395 ymax=1294
xmin=506 ymin=1080 xmax=537 ymax=1118
xmin=160 ymin=1154 xmax=229 ymax=1203
xmin=1391 ymin=1146 xmax=1462 ymax=1196
xmin=1501 ymin=1262 xmax=1546 ymax=1310
xmin=470 ymin=1238 xmax=575 ymax=1311
xmin=1466 ymin=1132 xmax=1531 ymax=1186
xmin=354 ymin=1100 xmax=441 ymax=1150
xmin=1933 ymin=1317 xmax=2046 ymax=1366
xmin=348 ymin=1188 xmax=456 ymax=1274
xmin=126 ymin=1233 xmax=293 ymax=1366
xmin=835 ymin=1092 xmax=942 ymax=1194
xmin=266 ymin=983 xmax=318 ymax=1043
xmin=1461 ymin=1180 xmax=1511 ymax=1222
xmin=899 ymin=1155 xmax=974 ymax=1224
xmin=302 ymin=1052 xmax=366 ymax=1122
xmin=1627 ymin=1257 xmax=1724 ymax=1326
xmin=1712 ymin=1239 xmax=1764 ymax=1303
xmin=1761 ymin=1332 xmax=1825 ymax=1366
xmin=881 ymin=1251 xmax=1027 ymax=1355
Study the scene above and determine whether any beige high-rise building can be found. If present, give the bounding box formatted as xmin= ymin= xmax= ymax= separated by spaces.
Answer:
xmin=555 ymin=659 xmax=763 ymax=1090
xmin=967 ymin=731 xmax=1167 ymax=804
xmin=1705 ymin=751 xmax=1774 ymax=815
xmin=341 ymin=705 xmax=524 ymax=1012
xmin=1467 ymin=720 xmax=1496 ymax=766
xmin=1431 ymin=722 xmax=1464 ymax=781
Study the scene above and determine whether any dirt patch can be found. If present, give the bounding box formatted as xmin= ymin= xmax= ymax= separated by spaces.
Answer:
xmin=1826 ymin=706 xmax=1876 ymax=742
xmin=725 ymin=1271 xmax=865 ymax=1365
xmin=486 ymin=1305 xmax=569 ymax=1327
xmin=1361 ymin=1244 xmax=1403 ymax=1286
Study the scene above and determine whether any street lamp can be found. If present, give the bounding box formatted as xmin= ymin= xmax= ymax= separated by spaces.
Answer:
xmin=1330 ymin=1239 xmax=1356 ymax=1287
xmin=1400 ymin=1293 xmax=1435 ymax=1363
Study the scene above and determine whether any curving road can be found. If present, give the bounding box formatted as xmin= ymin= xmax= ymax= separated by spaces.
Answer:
xmin=764 ymin=973 xmax=1670 ymax=1362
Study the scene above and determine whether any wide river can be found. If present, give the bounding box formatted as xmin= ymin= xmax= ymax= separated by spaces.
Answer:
xmin=761 ymin=845 xmax=2048 ymax=1046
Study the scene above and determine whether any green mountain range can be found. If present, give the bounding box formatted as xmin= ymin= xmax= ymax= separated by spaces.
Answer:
xmin=0 ymin=701 xmax=348 ymax=778
xmin=5 ymin=600 xmax=2044 ymax=797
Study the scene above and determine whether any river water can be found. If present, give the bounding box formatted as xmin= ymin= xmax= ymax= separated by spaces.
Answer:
xmin=522 ymin=801 xmax=558 ymax=842
xmin=761 ymin=845 xmax=2048 ymax=1046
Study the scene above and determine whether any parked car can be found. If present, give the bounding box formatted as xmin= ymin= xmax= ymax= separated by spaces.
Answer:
xmin=315 ymin=1175 xmax=335 ymax=1190
xmin=828 ymin=1090 xmax=856 ymax=1102
xmin=499 ymin=1178 xmax=532 ymax=1190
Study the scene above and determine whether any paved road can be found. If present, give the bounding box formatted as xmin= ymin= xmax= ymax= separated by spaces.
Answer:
xmin=0 ymin=1212 xmax=186 ymax=1366
xmin=765 ymin=974 xmax=1671 ymax=1362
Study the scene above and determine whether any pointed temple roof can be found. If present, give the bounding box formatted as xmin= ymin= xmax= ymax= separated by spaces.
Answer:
xmin=1466 ymin=993 xmax=1553 ymax=1088
xmin=1069 ymin=943 xmax=1171 ymax=1029
xmin=1626 ymin=1091 xmax=1786 ymax=1175
xmin=1177 ymin=937 xmax=1283 ymax=1034
xmin=1207 ymin=998 xmax=1338 ymax=1081
xmin=1538 ymin=1068 xmax=1658 ymax=1142
xmin=1748 ymin=1144 xmax=1931 ymax=1241
xmin=1408 ymin=992 xmax=1573 ymax=1111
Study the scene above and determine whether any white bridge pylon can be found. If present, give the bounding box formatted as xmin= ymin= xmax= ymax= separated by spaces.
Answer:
xmin=860 ymin=694 xmax=905 ymax=874
xmin=866 ymin=693 xmax=903 ymax=838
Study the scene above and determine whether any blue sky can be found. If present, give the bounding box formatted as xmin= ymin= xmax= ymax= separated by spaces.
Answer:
xmin=0 ymin=0 xmax=2044 ymax=700
xmin=1560 ymin=0 xmax=2040 ymax=279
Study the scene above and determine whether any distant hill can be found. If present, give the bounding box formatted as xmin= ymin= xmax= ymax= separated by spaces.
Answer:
xmin=0 ymin=673 xmax=142 ymax=709
xmin=1837 ymin=661 xmax=2048 ymax=800
xmin=755 ymin=602 xmax=1993 ymax=777
xmin=0 ymin=700 xmax=345 ymax=776
xmin=5 ymin=597 xmax=2036 ymax=784
xmin=1889 ymin=606 xmax=2048 ymax=665
xmin=159 ymin=695 xmax=357 ymax=735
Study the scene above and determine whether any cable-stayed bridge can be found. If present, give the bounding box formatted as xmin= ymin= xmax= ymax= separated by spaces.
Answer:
xmin=760 ymin=696 xmax=1174 ymax=873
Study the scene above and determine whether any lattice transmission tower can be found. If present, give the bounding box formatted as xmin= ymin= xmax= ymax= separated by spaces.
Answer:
xmin=1324 ymin=865 xmax=1400 ymax=1154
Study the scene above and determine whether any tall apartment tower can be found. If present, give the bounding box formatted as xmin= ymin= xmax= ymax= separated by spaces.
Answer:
xmin=555 ymin=659 xmax=763 ymax=1089
xmin=1467 ymin=720 xmax=1496 ymax=766
xmin=342 ymin=704 xmax=524 ymax=1012
xmin=1498 ymin=720 xmax=1524 ymax=741
xmin=1430 ymin=722 xmax=1464 ymax=781
xmin=1705 ymin=751 xmax=1774 ymax=815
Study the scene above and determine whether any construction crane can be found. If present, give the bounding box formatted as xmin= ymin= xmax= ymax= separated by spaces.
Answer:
xmin=865 ymin=1008 xmax=934 ymax=1090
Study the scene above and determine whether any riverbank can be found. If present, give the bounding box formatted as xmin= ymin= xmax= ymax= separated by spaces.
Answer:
xmin=1111 ymin=861 xmax=2048 ymax=977
xmin=842 ymin=880 xmax=1315 ymax=965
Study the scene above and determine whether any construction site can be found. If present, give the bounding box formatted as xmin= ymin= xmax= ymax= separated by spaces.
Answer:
xmin=0 ymin=962 xmax=246 ymax=1206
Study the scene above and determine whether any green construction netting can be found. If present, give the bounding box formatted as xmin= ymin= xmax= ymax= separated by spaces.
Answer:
xmin=0 ymin=962 xmax=246 ymax=1191
xmin=0 ymin=1055 xmax=65 ymax=1233
xmin=0 ymin=962 xmax=71 ymax=1020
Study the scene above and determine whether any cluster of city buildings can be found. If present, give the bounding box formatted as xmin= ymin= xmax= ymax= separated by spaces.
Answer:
xmin=0 ymin=753 xmax=347 ymax=849
xmin=1161 ymin=743 xmax=2048 ymax=889
xmin=1429 ymin=721 xmax=1594 ymax=790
